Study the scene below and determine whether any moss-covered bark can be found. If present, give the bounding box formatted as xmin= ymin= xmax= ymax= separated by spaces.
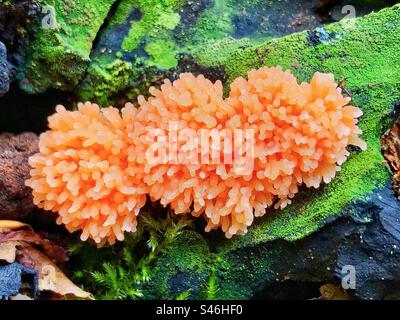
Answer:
xmin=18 ymin=0 xmax=116 ymax=93
xmin=74 ymin=0 xmax=323 ymax=106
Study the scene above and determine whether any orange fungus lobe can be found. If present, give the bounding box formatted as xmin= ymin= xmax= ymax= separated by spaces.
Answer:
xmin=26 ymin=67 xmax=366 ymax=244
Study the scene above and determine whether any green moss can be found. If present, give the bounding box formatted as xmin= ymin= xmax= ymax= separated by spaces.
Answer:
xmin=145 ymin=39 xmax=178 ymax=69
xmin=75 ymin=0 xmax=282 ymax=104
xmin=19 ymin=0 xmax=116 ymax=93
xmin=215 ymin=250 xmax=274 ymax=299
xmin=158 ymin=11 xmax=181 ymax=30
xmin=192 ymin=37 xmax=253 ymax=68
xmin=191 ymin=0 xmax=234 ymax=42
xmin=73 ymin=0 xmax=192 ymax=104
xmin=77 ymin=59 xmax=134 ymax=106
xmin=70 ymin=211 xmax=192 ymax=299
xmin=202 ymin=268 xmax=219 ymax=300
xmin=107 ymin=0 xmax=139 ymax=29
xmin=140 ymin=230 xmax=213 ymax=299
xmin=117 ymin=0 xmax=184 ymax=71
xmin=120 ymin=0 xmax=183 ymax=53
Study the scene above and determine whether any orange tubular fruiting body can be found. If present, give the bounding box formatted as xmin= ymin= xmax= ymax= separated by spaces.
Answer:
xmin=26 ymin=103 xmax=146 ymax=245
xmin=26 ymin=67 xmax=366 ymax=244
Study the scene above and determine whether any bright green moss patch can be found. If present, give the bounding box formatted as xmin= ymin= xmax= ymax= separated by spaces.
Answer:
xmin=19 ymin=0 xmax=322 ymax=99
xmin=190 ymin=0 xmax=234 ymax=42
xmin=19 ymin=0 xmax=116 ymax=93
xmin=120 ymin=0 xmax=183 ymax=53
xmin=140 ymin=230 xmax=213 ymax=299
xmin=74 ymin=0 xmax=287 ymax=104
xmin=107 ymin=0 xmax=139 ymax=29
xmin=74 ymin=0 xmax=186 ymax=103
xmin=145 ymin=39 xmax=178 ymax=69
xmin=77 ymin=59 xmax=134 ymax=107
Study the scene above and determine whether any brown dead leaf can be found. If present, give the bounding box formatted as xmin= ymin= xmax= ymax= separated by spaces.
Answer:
xmin=382 ymin=118 xmax=400 ymax=171
xmin=382 ymin=117 xmax=400 ymax=199
xmin=0 ymin=220 xmax=32 ymax=233
xmin=17 ymin=243 xmax=93 ymax=300
xmin=0 ymin=220 xmax=92 ymax=300
xmin=0 ymin=230 xmax=68 ymax=264
xmin=0 ymin=240 xmax=19 ymax=263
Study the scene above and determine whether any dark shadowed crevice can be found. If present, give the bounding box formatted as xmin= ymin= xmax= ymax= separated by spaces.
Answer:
xmin=90 ymin=0 xmax=124 ymax=55
xmin=0 ymin=84 xmax=70 ymax=133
